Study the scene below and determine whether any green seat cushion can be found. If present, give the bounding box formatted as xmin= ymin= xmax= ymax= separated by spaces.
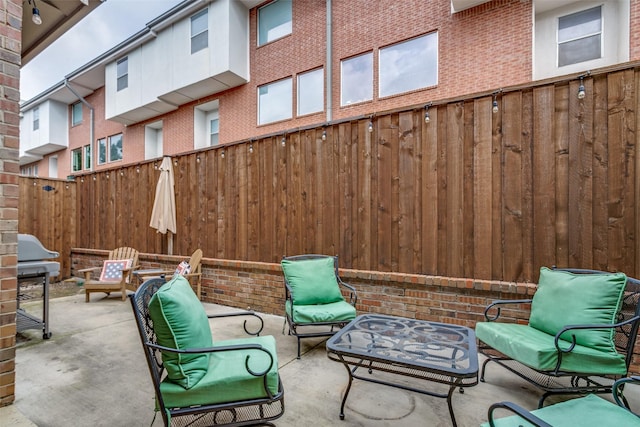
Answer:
xmin=481 ymin=394 xmax=640 ymax=427
xmin=149 ymin=276 xmax=213 ymax=389
xmin=281 ymin=257 xmax=345 ymax=305
xmin=529 ymin=267 xmax=626 ymax=352
xmin=160 ymin=335 xmax=280 ymax=408
xmin=286 ymin=299 xmax=356 ymax=324
xmin=476 ymin=322 xmax=627 ymax=375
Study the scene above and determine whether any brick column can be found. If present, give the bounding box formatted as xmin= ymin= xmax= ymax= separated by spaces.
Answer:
xmin=0 ymin=0 xmax=22 ymax=407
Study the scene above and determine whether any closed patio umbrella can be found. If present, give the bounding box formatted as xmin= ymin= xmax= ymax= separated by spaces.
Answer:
xmin=150 ymin=156 xmax=176 ymax=254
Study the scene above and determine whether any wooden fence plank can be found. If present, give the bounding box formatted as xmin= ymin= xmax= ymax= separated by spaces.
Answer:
xmin=473 ymin=98 xmax=492 ymax=278
xmin=532 ymin=86 xmax=556 ymax=271
xmin=503 ymin=91 xmax=524 ymax=281
xmin=555 ymin=85 xmax=569 ymax=267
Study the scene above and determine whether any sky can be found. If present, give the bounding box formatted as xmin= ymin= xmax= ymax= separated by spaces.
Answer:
xmin=20 ymin=0 xmax=184 ymax=101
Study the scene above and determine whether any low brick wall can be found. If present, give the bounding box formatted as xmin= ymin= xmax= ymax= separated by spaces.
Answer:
xmin=71 ymin=248 xmax=639 ymax=375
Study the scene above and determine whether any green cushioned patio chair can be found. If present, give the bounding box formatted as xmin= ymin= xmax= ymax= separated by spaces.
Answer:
xmin=482 ymin=376 xmax=640 ymax=426
xmin=130 ymin=276 xmax=285 ymax=426
xmin=281 ymin=254 xmax=357 ymax=358
xmin=476 ymin=267 xmax=640 ymax=408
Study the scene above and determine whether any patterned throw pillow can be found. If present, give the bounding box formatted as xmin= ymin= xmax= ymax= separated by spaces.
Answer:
xmin=99 ymin=259 xmax=132 ymax=281
xmin=174 ymin=261 xmax=191 ymax=276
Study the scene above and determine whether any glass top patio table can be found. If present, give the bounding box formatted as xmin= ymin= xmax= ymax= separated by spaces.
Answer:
xmin=326 ymin=313 xmax=478 ymax=426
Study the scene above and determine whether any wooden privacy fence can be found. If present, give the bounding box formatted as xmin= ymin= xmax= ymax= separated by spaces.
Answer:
xmin=19 ymin=63 xmax=640 ymax=283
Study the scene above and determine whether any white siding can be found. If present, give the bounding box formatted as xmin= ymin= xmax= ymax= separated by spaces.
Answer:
xmin=534 ymin=0 xmax=630 ymax=80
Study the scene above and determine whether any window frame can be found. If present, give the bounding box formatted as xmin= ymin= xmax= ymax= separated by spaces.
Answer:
xmin=71 ymin=102 xmax=82 ymax=126
xmin=209 ymin=116 xmax=219 ymax=146
xmin=297 ymin=67 xmax=324 ymax=116
xmin=108 ymin=133 xmax=123 ymax=163
xmin=97 ymin=138 xmax=107 ymax=165
xmin=83 ymin=144 xmax=92 ymax=170
xmin=557 ymin=5 xmax=603 ymax=67
xmin=32 ymin=106 xmax=39 ymax=131
xmin=117 ymin=57 xmax=128 ymax=91
xmin=71 ymin=148 xmax=82 ymax=172
xmin=340 ymin=52 xmax=373 ymax=107
xmin=258 ymin=0 xmax=292 ymax=46
xmin=378 ymin=32 xmax=438 ymax=98
xmin=190 ymin=9 xmax=208 ymax=54
xmin=257 ymin=77 xmax=293 ymax=125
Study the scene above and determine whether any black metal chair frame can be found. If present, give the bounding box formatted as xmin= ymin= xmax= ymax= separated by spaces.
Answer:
xmin=282 ymin=254 xmax=357 ymax=358
xmin=130 ymin=278 xmax=285 ymax=427
xmin=479 ymin=267 xmax=640 ymax=408
xmin=487 ymin=376 xmax=640 ymax=426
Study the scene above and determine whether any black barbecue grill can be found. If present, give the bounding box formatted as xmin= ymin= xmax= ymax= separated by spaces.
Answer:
xmin=17 ymin=234 xmax=60 ymax=339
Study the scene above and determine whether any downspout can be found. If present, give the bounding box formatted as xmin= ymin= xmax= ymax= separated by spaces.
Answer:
xmin=326 ymin=0 xmax=332 ymax=122
xmin=64 ymin=79 xmax=95 ymax=171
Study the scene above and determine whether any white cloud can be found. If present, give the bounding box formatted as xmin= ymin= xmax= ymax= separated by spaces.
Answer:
xmin=21 ymin=0 xmax=183 ymax=101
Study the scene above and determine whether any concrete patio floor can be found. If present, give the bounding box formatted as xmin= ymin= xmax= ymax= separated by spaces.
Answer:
xmin=5 ymin=290 xmax=639 ymax=427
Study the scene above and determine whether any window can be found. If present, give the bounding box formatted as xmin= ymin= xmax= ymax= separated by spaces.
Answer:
xmin=297 ymin=68 xmax=323 ymax=116
xmin=191 ymin=9 xmax=208 ymax=54
xmin=210 ymin=117 xmax=219 ymax=146
xmin=117 ymin=57 xmax=128 ymax=91
xmin=258 ymin=0 xmax=292 ymax=46
xmin=97 ymin=138 xmax=107 ymax=165
xmin=341 ymin=52 xmax=373 ymax=106
xmin=558 ymin=6 xmax=602 ymax=67
xmin=97 ymin=134 xmax=123 ymax=164
xmin=72 ymin=102 xmax=82 ymax=126
xmin=72 ymin=148 xmax=82 ymax=172
xmin=108 ymin=134 xmax=123 ymax=162
xmin=379 ymin=33 xmax=438 ymax=98
xmin=258 ymin=78 xmax=292 ymax=125
xmin=83 ymin=144 xmax=91 ymax=170
xmin=33 ymin=107 xmax=39 ymax=131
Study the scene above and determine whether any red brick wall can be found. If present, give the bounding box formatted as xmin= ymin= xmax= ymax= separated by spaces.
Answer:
xmin=28 ymin=0 xmax=640 ymax=177
xmin=0 ymin=0 xmax=22 ymax=408
xmin=631 ymin=0 xmax=640 ymax=60
xmin=221 ymin=0 xmax=532 ymax=143
xmin=71 ymin=248 xmax=640 ymax=376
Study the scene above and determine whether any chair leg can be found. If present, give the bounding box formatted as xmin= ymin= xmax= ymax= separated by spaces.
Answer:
xmin=297 ymin=337 xmax=301 ymax=359
xmin=85 ymin=290 xmax=90 ymax=303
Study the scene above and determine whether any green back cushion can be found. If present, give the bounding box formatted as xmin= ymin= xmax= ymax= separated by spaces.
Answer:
xmin=529 ymin=267 xmax=627 ymax=352
xmin=281 ymin=257 xmax=344 ymax=305
xmin=149 ymin=275 xmax=213 ymax=389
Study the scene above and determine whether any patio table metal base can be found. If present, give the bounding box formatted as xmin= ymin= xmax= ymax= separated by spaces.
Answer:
xmin=327 ymin=314 xmax=479 ymax=427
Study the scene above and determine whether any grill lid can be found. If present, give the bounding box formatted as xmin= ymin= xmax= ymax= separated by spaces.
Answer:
xmin=18 ymin=234 xmax=59 ymax=261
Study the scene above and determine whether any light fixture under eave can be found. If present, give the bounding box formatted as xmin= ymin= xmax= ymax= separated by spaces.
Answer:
xmin=249 ymin=144 xmax=254 ymax=154
xmin=322 ymin=129 xmax=327 ymax=141
xmin=281 ymin=136 xmax=286 ymax=147
xmin=30 ymin=0 xmax=42 ymax=25
xmin=368 ymin=120 xmax=373 ymax=133
xmin=80 ymin=0 xmax=89 ymax=5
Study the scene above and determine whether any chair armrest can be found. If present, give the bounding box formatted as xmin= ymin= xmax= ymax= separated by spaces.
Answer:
xmin=483 ymin=299 xmax=533 ymax=321
xmin=147 ymin=341 xmax=275 ymax=377
xmin=207 ymin=311 xmax=265 ymax=336
xmin=613 ymin=376 xmax=640 ymax=413
xmin=554 ymin=315 xmax=640 ymax=353
xmin=487 ymin=402 xmax=552 ymax=427
xmin=337 ymin=278 xmax=358 ymax=306
xmin=78 ymin=266 xmax=101 ymax=274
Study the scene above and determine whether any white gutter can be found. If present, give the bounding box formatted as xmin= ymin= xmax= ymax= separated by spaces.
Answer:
xmin=64 ymin=79 xmax=94 ymax=171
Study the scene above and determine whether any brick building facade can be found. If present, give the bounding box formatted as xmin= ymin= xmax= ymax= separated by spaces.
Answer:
xmin=20 ymin=0 xmax=640 ymax=179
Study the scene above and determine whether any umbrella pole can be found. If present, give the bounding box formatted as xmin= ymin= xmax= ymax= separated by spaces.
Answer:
xmin=168 ymin=232 xmax=173 ymax=255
